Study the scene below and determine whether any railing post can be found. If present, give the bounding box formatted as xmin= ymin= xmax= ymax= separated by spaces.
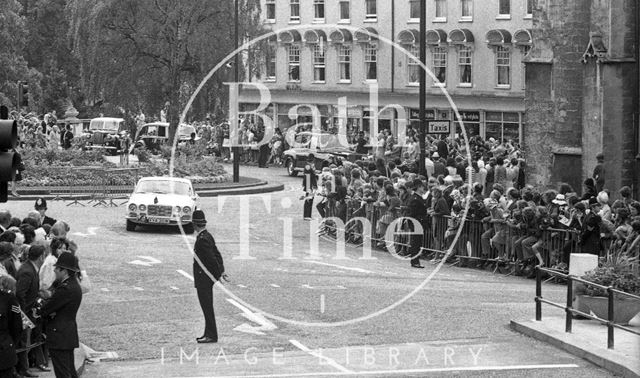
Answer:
xmin=566 ymin=275 xmax=573 ymax=333
xmin=608 ymin=287 xmax=615 ymax=349
xmin=535 ymin=266 xmax=542 ymax=321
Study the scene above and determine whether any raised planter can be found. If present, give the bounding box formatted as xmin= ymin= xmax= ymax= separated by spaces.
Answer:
xmin=577 ymin=294 xmax=640 ymax=325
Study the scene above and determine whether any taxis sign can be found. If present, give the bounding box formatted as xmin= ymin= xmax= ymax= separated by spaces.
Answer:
xmin=427 ymin=120 xmax=450 ymax=134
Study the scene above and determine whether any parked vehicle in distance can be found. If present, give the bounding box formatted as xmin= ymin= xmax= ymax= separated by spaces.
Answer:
xmin=283 ymin=130 xmax=363 ymax=176
xmin=84 ymin=117 xmax=129 ymax=155
xmin=131 ymin=122 xmax=199 ymax=153
xmin=125 ymin=177 xmax=199 ymax=234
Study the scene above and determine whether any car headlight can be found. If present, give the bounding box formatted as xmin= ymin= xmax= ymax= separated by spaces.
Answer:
xmin=128 ymin=204 xmax=137 ymax=211
xmin=175 ymin=206 xmax=182 ymax=213
xmin=139 ymin=204 xmax=146 ymax=212
xmin=183 ymin=206 xmax=192 ymax=214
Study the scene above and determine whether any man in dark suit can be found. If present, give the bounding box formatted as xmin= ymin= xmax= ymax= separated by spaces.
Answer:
xmin=406 ymin=179 xmax=427 ymax=269
xmin=192 ymin=210 xmax=228 ymax=344
xmin=16 ymin=244 xmax=48 ymax=377
xmin=35 ymin=198 xmax=57 ymax=227
xmin=0 ymin=276 xmax=23 ymax=378
xmin=40 ymin=252 xmax=82 ymax=378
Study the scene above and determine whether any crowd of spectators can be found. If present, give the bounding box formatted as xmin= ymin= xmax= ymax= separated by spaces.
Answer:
xmin=0 ymin=198 xmax=87 ymax=378
xmin=305 ymin=135 xmax=637 ymax=276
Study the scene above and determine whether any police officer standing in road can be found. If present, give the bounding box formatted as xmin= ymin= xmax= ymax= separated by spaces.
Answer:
xmin=0 ymin=276 xmax=22 ymax=378
xmin=39 ymin=252 xmax=82 ymax=378
xmin=192 ymin=210 xmax=228 ymax=344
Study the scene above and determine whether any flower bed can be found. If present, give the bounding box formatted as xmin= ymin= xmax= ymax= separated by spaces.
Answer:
xmin=18 ymin=148 xmax=231 ymax=187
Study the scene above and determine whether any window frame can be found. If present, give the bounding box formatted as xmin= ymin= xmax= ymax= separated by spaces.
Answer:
xmin=409 ymin=0 xmax=421 ymax=22
xmin=339 ymin=0 xmax=351 ymax=23
xmin=434 ymin=0 xmax=447 ymax=22
xmin=458 ymin=46 xmax=472 ymax=87
xmin=289 ymin=0 xmax=300 ymax=23
xmin=287 ymin=44 xmax=301 ymax=83
xmin=365 ymin=0 xmax=378 ymax=22
xmin=265 ymin=43 xmax=277 ymax=81
xmin=460 ymin=0 xmax=473 ymax=22
xmin=497 ymin=0 xmax=511 ymax=19
xmin=432 ymin=46 xmax=447 ymax=86
xmin=312 ymin=44 xmax=326 ymax=83
xmin=338 ymin=45 xmax=352 ymax=83
xmin=364 ymin=43 xmax=378 ymax=82
xmin=265 ymin=0 xmax=276 ymax=23
xmin=407 ymin=45 xmax=420 ymax=86
xmin=313 ymin=0 xmax=325 ymax=23
xmin=495 ymin=46 xmax=511 ymax=88
xmin=525 ymin=0 xmax=533 ymax=18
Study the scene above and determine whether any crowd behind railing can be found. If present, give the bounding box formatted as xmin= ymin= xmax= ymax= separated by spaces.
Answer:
xmin=0 ymin=198 xmax=88 ymax=377
xmin=302 ymin=139 xmax=636 ymax=275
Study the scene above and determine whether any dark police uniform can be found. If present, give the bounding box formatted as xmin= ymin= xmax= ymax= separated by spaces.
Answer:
xmin=40 ymin=276 xmax=82 ymax=378
xmin=0 ymin=290 xmax=22 ymax=378
xmin=193 ymin=229 xmax=225 ymax=341
xmin=406 ymin=192 xmax=427 ymax=267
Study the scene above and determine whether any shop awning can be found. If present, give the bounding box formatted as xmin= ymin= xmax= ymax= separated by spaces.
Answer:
xmin=486 ymin=29 xmax=512 ymax=45
xmin=514 ymin=29 xmax=532 ymax=47
xmin=397 ymin=29 xmax=419 ymax=45
xmin=303 ymin=29 xmax=327 ymax=44
xmin=448 ymin=29 xmax=474 ymax=45
xmin=277 ymin=30 xmax=302 ymax=44
xmin=354 ymin=27 xmax=379 ymax=43
xmin=426 ymin=29 xmax=447 ymax=45
xmin=328 ymin=29 xmax=353 ymax=44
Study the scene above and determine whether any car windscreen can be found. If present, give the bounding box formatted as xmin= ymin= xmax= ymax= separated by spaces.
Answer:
xmin=90 ymin=120 xmax=120 ymax=131
xmin=318 ymin=133 xmax=344 ymax=149
xmin=135 ymin=180 xmax=190 ymax=195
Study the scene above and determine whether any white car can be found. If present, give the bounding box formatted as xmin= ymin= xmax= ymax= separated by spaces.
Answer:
xmin=125 ymin=177 xmax=199 ymax=233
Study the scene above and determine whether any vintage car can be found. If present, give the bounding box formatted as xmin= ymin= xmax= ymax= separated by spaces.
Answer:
xmin=125 ymin=177 xmax=199 ymax=233
xmin=283 ymin=130 xmax=363 ymax=176
xmin=84 ymin=117 xmax=129 ymax=155
xmin=131 ymin=122 xmax=199 ymax=153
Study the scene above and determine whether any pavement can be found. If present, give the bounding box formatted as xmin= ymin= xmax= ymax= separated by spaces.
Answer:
xmin=511 ymin=316 xmax=640 ymax=378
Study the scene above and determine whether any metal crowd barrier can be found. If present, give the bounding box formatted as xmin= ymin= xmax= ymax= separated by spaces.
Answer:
xmin=319 ymin=199 xmax=583 ymax=275
xmin=47 ymin=166 xmax=138 ymax=207
xmin=535 ymin=266 xmax=640 ymax=350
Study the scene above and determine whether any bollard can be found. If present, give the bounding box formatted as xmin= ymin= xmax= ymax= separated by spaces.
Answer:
xmin=565 ymin=276 xmax=573 ymax=333
xmin=607 ymin=287 xmax=615 ymax=349
xmin=535 ymin=266 xmax=542 ymax=321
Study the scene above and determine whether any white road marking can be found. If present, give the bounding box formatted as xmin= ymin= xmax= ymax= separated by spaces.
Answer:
xmin=320 ymin=295 xmax=325 ymax=313
xmin=177 ymin=270 xmax=194 ymax=281
xmin=237 ymin=284 xmax=247 ymax=288
xmin=133 ymin=287 xmax=144 ymax=291
xmin=226 ymin=298 xmax=277 ymax=333
xmin=101 ymin=288 xmax=110 ymax=292
xmin=137 ymin=256 xmax=161 ymax=264
xmin=170 ymin=286 xmax=180 ymax=291
xmin=128 ymin=260 xmax=153 ymax=267
xmin=289 ymin=340 xmax=352 ymax=374
xmin=80 ymin=343 xmax=119 ymax=362
xmin=183 ymin=363 xmax=580 ymax=378
xmin=302 ymin=284 xmax=315 ymax=289
xmin=270 ymin=284 xmax=280 ymax=288
xmin=305 ymin=260 xmax=375 ymax=274
xmin=71 ymin=226 xmax=100 ymax=238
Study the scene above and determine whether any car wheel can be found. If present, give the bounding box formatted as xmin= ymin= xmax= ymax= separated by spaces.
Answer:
xmin=183 ymin=223 xmax=195 ymax=234
xmin=287 ymin=159 xmax=298 ymax=177
xmin=126 ymin=220 xmax=136 ymax=232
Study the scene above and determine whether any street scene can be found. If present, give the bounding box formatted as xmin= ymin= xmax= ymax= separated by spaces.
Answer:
xmin=0 ymin=0 xmax=639 ymax=378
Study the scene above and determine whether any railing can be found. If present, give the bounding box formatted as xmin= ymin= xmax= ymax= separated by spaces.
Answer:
xmin=535 ymin=266 xmax=640 ymax=349
xmin=317 ymin=199 xmax=581 ymax=274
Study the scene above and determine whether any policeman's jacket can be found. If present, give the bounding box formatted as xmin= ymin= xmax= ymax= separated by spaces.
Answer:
xmin=41 ymin=276 xmax=82 ymax=350
xmin=406 ymin=193 xmax=427 ymax=223
xmin=0 ymin=290 xmax=22 ymax=370
xmin=193 ymin=230 xmax=225 ymax=288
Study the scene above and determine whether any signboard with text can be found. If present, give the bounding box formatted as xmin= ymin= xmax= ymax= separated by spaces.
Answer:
xmin=427 ymin=120 xmax=451 ymax=134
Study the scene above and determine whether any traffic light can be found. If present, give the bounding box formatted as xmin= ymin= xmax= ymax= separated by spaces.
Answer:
xmin=17 ymin=82 xmax=28 ymax=107
xmin=0 ymin=106 xmax=18 ymax=203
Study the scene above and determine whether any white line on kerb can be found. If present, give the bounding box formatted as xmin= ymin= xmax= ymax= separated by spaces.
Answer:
xmin=288 ymin=340 xmax=352 ymax=374
xmin=304 ymin=260 xmax=375 ymax=274
xmin=177 ymin=270 xmax=194 ymax=281
xmin=182 ymin=363 xmax=580 ymax=378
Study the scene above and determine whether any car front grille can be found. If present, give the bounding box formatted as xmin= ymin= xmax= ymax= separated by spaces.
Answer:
xmin=92 ymin=133 xmax=105 ymax=144
xmin=147 ymin=205 xmax=173 ymax=217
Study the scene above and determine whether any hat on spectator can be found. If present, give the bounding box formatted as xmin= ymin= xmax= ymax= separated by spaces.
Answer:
xmin=34 ymin=197 xmax=47 ymax=210
xmin=54 ymin=252 xmax=80 ymax=273
xmin=552 ymin=194 xmax=567 ymax=206
xmin=432 ymin=152 xmax=440 ymax=159
xmin=597 ymin=191 xmax=609 ymax=205
xmin=192 ymin=210 xmax=207 ymax=226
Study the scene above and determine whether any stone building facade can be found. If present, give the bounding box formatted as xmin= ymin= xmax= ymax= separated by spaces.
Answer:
xmin=524 ymin=0 xmax=639 ymax=196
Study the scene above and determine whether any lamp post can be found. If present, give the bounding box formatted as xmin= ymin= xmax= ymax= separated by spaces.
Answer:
xmin=419 ymin=0 xmax=427 ymax=176
xmin=232 ymin=0 xmax=240 ymax=183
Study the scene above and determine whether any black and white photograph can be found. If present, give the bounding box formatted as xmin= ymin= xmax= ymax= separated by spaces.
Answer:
xmin=0 ymin=0 xmax=639 ymax=377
